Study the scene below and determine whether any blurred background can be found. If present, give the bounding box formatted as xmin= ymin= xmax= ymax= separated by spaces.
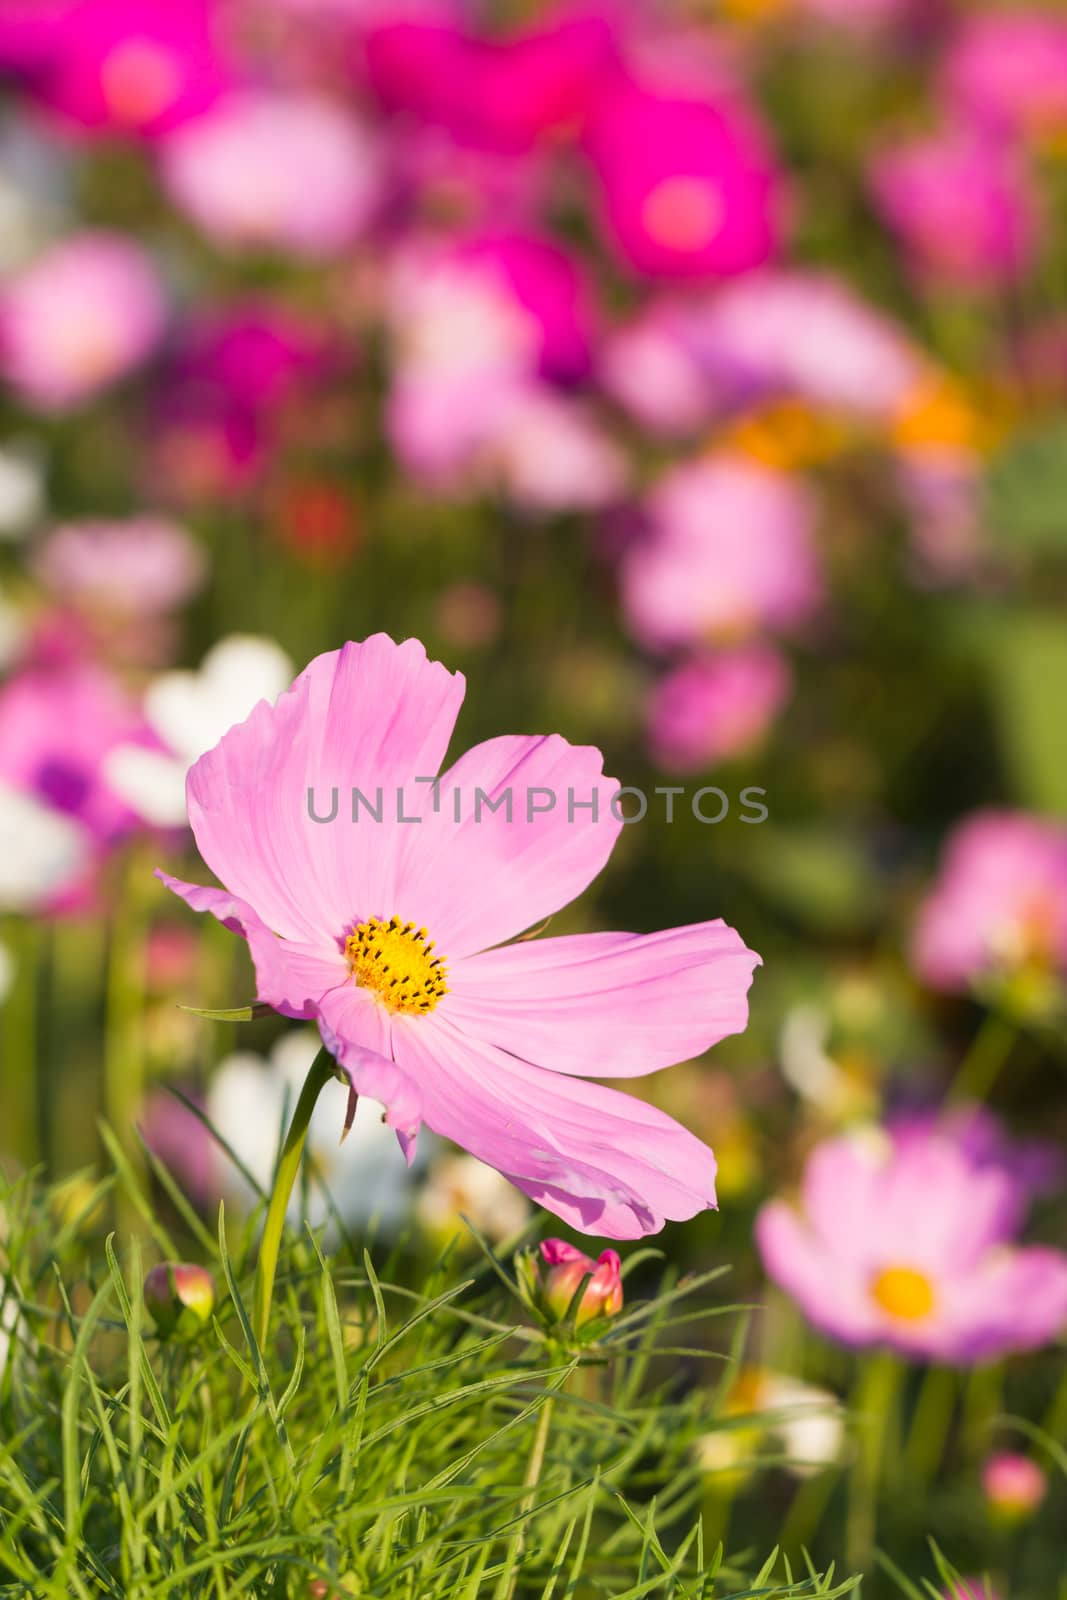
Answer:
xmin=1 ymin=0 xmax=1067 ymax=1592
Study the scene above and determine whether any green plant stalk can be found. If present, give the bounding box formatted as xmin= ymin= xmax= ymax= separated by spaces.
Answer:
xmin=846 ymin=1349 xmax=902 ymax=1581
xmin=253 ymin=1045 xmax=338 ymax=1350
xmin=497 ymin=1390 xmax=555 ymax=1600
xmin=3 ymin=916 xmax=40 ymax=1168
xmin=947 ymin=1011 xmax=1016 ymax=1105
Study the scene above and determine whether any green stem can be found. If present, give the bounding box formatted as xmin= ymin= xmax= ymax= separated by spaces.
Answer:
xmin=3 ymin=916 xmax=40 ymax=1169
xmin=252 ymin=1047 xmax=337 ymax=1351
xmin=902 ymin=1365 xmax=958 ymax=1487
xmin=497 ymin=1391 xmax=555 ymax=1600
xmin=947 ymin=1012 xmax=1016 ymax=1105
xmin=846 ymin=1350 xmax=902 ymax=1581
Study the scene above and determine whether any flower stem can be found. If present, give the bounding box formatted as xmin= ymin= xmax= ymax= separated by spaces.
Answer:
xmin=497 ymin=1390 xmax=556 ymax=1600
xmin=947 ymin=1011 xmax=1015 ymax=1105
xmin=846 ymin=1349 xmax=901 ymax=1578
xmin=252 ymin=1045 xmax=337 ymax=1351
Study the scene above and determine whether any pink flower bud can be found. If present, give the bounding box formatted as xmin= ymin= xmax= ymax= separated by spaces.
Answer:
xmin=540 ymin=1239 xmax=623 ymax=1327
xmin=982 ymin=1452 xmax=1047 ymax=1522
xmin=144 ymin=1262 xmax=215 ymax=1339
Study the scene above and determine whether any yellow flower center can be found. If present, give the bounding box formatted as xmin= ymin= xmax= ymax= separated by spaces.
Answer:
xmin=870 ymin=1265 xmax=936 ymax=1322
xmin=345 ymin=916 xmax=447 ymax=1015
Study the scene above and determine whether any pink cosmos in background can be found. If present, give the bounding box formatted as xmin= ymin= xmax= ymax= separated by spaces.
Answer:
xmin=942 ymin=8 xmax=1067 ymax=144
xmin=869 ymin=126 xmax=1040 ymax=289
xmin=600 ymin=271 xmax=922 ymax=437
xmin=621 ymin=455 xmax=821 ymax=651
xmin=0 ymin=230 xmax=166 ymax=411
xmin=159 ymin=90 xmax=380 ymax=257
xmin=363 ymin=12 xmax=618 ymax=155
xmin=582 ymin=76 xmax=780 ymax=280
xmin=890 ymin=1102 xmax=1064 ymax=1228
xmin=148 ymin=302 xmax=337 ymax=500
xmin=756 ymin=1125 xmax=1067 ymax=1362
xmin=451 ymin=232 xmax=596 ymax=385
xmin=0 ymin=0 xmax=230 ymax=138
xmin=160 ymin=633 xmax=760 ymax=1238
xmin=912 ymin=810 xmax=1067 ymax=993
xmin=0 ymin=659 xmax=156 ymax=848
xmin=34 ymin=516 xmax=205 ymax=617
xmin=645 ymin=645 xmax=792 ymax=774
xmin=981 ymin=1452 xmax=1047 ymax=1521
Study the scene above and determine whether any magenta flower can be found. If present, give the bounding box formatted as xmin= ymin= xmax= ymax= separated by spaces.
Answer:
xmin=0 ymin=0 xmax=229 ymax=137
xmin=159 ymin=90 xmax=380 ymax=258
xmin=942 ymin=9 xmax=1067 ymax=144
xmin=645 ymin=646 xmax=792 ymax=774
xmin=582 ymin=77 xmax=780 ymax=280
xmin=982 ymin=1451 xmax=1047 ymax=1521
xmin=756 ymin=1127 xmax=1067 ymax=1362
xmin=450 ymin=232 xmax=596 ymax=385
xmin=0 ymin=231 xmax=166 ymax=412
xmin=912 ymin=810 xmax=1067 ymax=994
xmin=869 ymin=125 xmax=1040 ymax=289
xmin=160 ymin=634 xmax=760 ymax=1237
xmin=364 ymin=14 xmax=617 ymax=155
xmin=621 ymin=455 xmax=821 ymax=651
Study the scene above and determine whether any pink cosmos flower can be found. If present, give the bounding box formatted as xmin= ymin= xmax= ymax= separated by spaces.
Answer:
xmin=34 ymin=516 xmax=205 ymax=616
xmin=890 ymin=1103 xmax=1064 ymax=1228
xmin=942 ymin=9 xmax=1067 ymax=144
xmin=159 ymin=90 xmax=380 ymax=258
xmin=621 ymin=455 xmax=821 ymax=651
xmin=159 ymin=633 xmax=760 ymax=1237
xmin=756 ymin=1126 xmax=1067 ymax=1362
xmin=449 ymin=232 xmax=596 ymax=384
xmin=911 ymin=810 xmax=1067 ymax=993
xmin=363 ymin=13 xmax=618 ymax=154
xmin=0 ymin=230 xmax=166 ymax=412
xmin=942 ymin=1583 xmax=1001 ymax=1600
xmin=581 ymin=76 xmax=780 ymax=280
xmin=982 ymin=1452 xmax=1047 ymax=1520
xmin=0 ymin=659 xmax=156 ymax=846
xmin=646 ymin=645 xmax=792 ymax=773
xmin=0 ymin=0 xmax=230 ymax=138
xmin=869 ymin=126 xmax=1040 ymax=289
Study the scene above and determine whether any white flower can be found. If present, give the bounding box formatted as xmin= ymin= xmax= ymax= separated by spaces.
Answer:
xmin=416 ymin=1152 xmax=531 ymax=1245
xmin=694 ymin=1369 xmax=844 ymax=1481
xmin=105 ymin=635 xmax=293 ymax=827
xmin=0 ymin=443 xmax=45 ymax=540
xmin=208 ymin=1029 xmax=429 ymax=1232
xmin=0 ymin=782 xmax=89 ymax=910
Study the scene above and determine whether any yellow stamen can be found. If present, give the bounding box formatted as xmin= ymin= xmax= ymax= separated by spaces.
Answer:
xmin=870 ymin=1265 xmax=936 ymax=1322
xmin=345 ymin=916 xmax=447 ymax=1016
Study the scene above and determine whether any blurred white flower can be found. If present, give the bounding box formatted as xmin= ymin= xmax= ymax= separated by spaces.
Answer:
xmin=694 ymin=1369 xmax=844 ymax=1482
xmin=105 ymin=635 xmax=293 ymax=827
xmin=0 ymin=443 xmax=45 ymax=541
xmin=0 ymin=782 xmax=89 ymax=910
xmin=416 ymin=1151 xmax=531 ymax=1246
xmin=208 ymin=1029 xmax=429 ymax=1231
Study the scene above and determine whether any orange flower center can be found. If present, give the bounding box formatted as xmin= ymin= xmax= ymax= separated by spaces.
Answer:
xmin=345 ymin=916 xmax=447 ymax=1015
xmin=870 ymin=1265 xmax=936 ymax=1322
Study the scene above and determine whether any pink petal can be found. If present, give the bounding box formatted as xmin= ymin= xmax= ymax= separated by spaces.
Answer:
xmin=158 ymin=871 xmax=347 ymax=1017
xmin=755 ymin=1200 xmax=882 ymax=1346
xmin=185 ymin=634 xmax=465 ymax=944
xmin=445 ymin=921 xmax=759 ymax=1076
xmin=391 ymin=732 xmax=622 ymax=957
xmin=390 ymin=1012 xmax=717 ymax=1237
xmin=316 ymin=981 xmax=422 ymax=1152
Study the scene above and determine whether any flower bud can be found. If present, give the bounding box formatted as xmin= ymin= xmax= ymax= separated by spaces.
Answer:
xmin=144 ymin=1262 xmax=215 ymax=1340
xmin=540 ymin=1239 xmax=623 ymax=1328
xmin=982 ymin=1452 xmax=1047 ymax=1523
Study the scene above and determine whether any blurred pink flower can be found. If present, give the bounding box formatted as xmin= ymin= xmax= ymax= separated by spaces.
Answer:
xmin=149 ymin=301 xmax=336 ymax=498
xmin=582 ymin=77 xmax=780 ymax=280
xmin=600 ymin=272 xmax=921 ymax=435
xmin=34 ymin=516 xmax=205 ymax=615
xmin=0 ymin=0 xmax=230 ymax=136
xmin=160 ymin=90 xmax=380 ymax=257
xmin=756 ymin=1126 xmax=1067 ymax=1362
xmin=621 ymin=455 xmax=821 ymax=650
xmin=0 ymin=230 xmax=166 ymax=411
xmin=982 ymin=1451 xmax=1047 ymax=1520
xmin=890 ymin=1103 xmax=1064 ymax=1227
xmin=363 ymin=12 xmax=617 ymax=154
xmin=646 ymin=645 xmax=792 ymax=773
xmin=0 ymin=660 xmax=156 ymax=846
xmin=942 ymin=1582 xmax=1001 ymax=1600
xmin=489 ymin=387 xmax=627 ymax=512
xmin=451 ymin=232 xmax=596 ymax=384
xmin=869 ymin=126 xmax=1040 ymax=289
xmin=942 ymin=9 xmax=1067 ymax=143
xmin=912 ymin=810 xmax=1067 ymax=993
xmin=159 ymin=633 xmax=760 ymax=1238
